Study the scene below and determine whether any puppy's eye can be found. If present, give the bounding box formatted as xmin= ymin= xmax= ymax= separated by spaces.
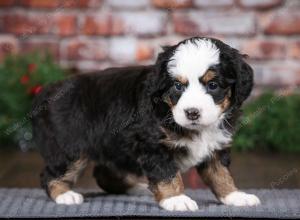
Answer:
xmin=207 ymin=81 xmax=219 ymax=91
xmin=174 ymin=82 xmax=184 ymax=91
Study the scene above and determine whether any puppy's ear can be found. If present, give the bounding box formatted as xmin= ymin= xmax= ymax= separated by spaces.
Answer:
xmin=150 ymin=46 xmax=175 ymax=101
xmin=155 ymin=46 xmax=175 ymax=75
xmin=233 ymin=55 xmax=254 ymax=108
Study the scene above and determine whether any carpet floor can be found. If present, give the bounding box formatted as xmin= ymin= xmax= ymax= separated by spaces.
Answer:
xmin=0 ymin=188 xmax=299 ymax=219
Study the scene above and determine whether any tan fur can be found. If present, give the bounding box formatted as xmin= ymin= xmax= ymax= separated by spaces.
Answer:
xmin=48 ymin=180 xmax=70 ymax=199
xmin=175 ymin=75 xmax=188 ymax=85
xmin=151 ymin=172 xmax=184 ymax=202
xmin=48 ymin=156 xmax=88 ymax=200
xmin=163 ymin=96 xmax=174 ymax=108
xmin=219 ymin=95 xmax=231 ymax=112
xmin=201 ymin=70 xmax=216 ymax=84
xmin=159 ymin=127 xmax=178 ymax=147
xmin=197 ymin=153 xmax=237 ymax=199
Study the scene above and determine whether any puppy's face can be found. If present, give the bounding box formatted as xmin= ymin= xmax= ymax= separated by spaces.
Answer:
xmin=155 ymin=38 xmax=253 ymax=130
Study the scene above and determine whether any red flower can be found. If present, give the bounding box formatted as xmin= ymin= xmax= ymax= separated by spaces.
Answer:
xmin=29 ymin=85 xmax=43 ymax=95
xmin=20 ymin=75 xmax=30 ymax=85
xmin=28 ymin=63 xmax=37 ymax=73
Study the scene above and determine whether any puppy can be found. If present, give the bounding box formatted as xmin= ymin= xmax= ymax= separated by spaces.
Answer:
xmin=32 ymin=37 xmax=260 ymax=211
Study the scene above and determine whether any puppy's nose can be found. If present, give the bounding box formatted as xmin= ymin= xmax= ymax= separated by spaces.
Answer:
xmin=185 ymin=108 xmax=200 ymax=121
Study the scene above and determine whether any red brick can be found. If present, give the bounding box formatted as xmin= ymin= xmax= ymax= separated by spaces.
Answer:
xmin=20 ymin=0 xmax=102 ymax=8
xmin=108 ymin=38 xmax=154 ymax=63
xmin=120 ymin=12 xmax=167 ymax=37
xmin=65 ymin=60 xmax=110 ymax=72
xmin=2 ymin=14 xmax=51 ymax=36
xmin=136 ymin=43 xmax=154 ymax=61
xmin=0 ymin=0 xmax=15 ymax=7
xmin=194 ymin=0 xmax=233 ymax=8
xmin=241 ymin=40 xmax=286 ymax=60
xmin=109 ymin=37 xmax=137 ymax=63
xmin=173 ymin=12 xmax=256 ymax=36
xmin=2 ymin=13 xmax=76 ymax=36
xmin=297 ymin=70 xmax=300 ymax=86
xmin=152 ymin=0 xmax=193 ymax=9
xmin=109 ymin=37 xmax=154 ymax=64
xmin=62 ymin=0 xmax=102 ymax=8
xmin=64 ymin=38 xmax=107 ymax=61
xmin=173 ymin=14 xmax=200 ymax=36
xmin=82 ymin=12 xmax=167 ymax=37
xmin=21 ymin=40 xmax=59 ymax=59
xmin=20 ymin=0 xmax=60 ymax=8
xmin=253 ymin=63 xmax=300 ymax=86
xmin=81 ymin=14 xmax=123 ymax=36
xmin=262 ymin=12 xmax=300 ymax=35
xmin=288 ymin=41 xmax=300 ymax=59
xmin=237 ymin=0 xmax=283 ymax=10
xmin=0 ymin=35 xmax=18 ymax=60
xmin=0 ymin=15 xmax=4 ymax=32
xmin=55 ymin=15 xmax=77 ymax=36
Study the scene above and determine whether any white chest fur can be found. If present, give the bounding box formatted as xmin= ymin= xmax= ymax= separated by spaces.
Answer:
xmin=174 ymin=124 xmax=232 ymax=171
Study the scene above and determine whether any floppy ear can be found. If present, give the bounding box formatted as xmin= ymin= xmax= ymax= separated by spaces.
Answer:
xmin=146 ymin=46 xmax=177 ymax=119
xmin=233 ymin=56 xmax=254 ymax=108
xmin=155 ymin=45 xmax=175 ymax=78
xmin=150 ymin=46 xmax=175 ymax=103
xmin=213 ymin=37 xmax=254 ymax=110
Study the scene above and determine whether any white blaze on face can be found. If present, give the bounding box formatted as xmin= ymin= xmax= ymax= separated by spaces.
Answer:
xmin=168 ymin=39 xmax=222 ymax=128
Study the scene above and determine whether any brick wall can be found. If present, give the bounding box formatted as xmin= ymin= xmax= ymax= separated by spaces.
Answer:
xmin=1 ymin=0 xmax=300 ymax=89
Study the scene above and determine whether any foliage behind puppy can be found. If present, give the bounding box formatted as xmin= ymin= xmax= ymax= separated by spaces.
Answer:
xmin=32 ymin=37 xmax=260 ymax=211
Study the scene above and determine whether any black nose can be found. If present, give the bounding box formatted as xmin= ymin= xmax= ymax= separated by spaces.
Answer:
xmin=185 ymin=108 xmax=200 ymax=121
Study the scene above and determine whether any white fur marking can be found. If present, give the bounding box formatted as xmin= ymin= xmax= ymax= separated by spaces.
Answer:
xmin=166 ymin=38 xmax=231 ymax=170
xmin=169 ymin=38 xmax=222 ymax=128
xmin=168 ymin=38 xmax=220 ymax=79
xmin=159 ymin=194 xmax=198 ymax=211
xmin=220 ymin=191 xmax=261 ymax=206
xmin=172 ymin=83 xmax=221 ymax=127
xmin=55 ymin=190 xmax=84 ymax=205
xmin=175 ymin=121 xmax=232 ymax=171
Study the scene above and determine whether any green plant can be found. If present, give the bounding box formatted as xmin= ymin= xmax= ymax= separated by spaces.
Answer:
xmin=0 ymin=53 xmax=65 ymax=149
xmin=233 ymin=92 xmax=300 ymax=152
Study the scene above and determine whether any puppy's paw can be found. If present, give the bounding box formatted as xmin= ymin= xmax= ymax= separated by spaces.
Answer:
xmin=220 ymin=191 xmax=260 ymax=206
xmin=55 ymin=190 xmax=84 ymax=205
xmin=159 ymin=194 xmax=198 ymax=211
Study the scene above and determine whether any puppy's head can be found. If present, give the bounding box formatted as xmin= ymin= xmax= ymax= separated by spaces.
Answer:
xmin=152 ymin=37 xmax=253 ymax=130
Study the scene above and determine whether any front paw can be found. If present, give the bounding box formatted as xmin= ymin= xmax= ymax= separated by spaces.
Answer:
xmin=159 ymin=194 xmax=198 ymax=211
xmin=220 ymin=191 xmax=261 ymax=206
xmin=55 ymin=190 xmax=84 ymax=205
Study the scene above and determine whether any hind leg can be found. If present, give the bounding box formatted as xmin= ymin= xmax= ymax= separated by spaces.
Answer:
xmin=93 ymin=164 xmax=151 ymax=196
xmin=41 ymin=156 xmax=88 ymax=205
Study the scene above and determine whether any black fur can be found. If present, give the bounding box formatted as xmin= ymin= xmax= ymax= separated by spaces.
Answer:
xmin=196 ymin=148 xmax=231 ymax=171
xmin=32 ymin=37 xmax=253 ymax=196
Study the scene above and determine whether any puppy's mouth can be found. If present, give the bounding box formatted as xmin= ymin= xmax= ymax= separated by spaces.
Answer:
xmin=184 ymin=122 xmax=201 ymax=130
xmin=186 ymin=118 xmax=220 ymax=129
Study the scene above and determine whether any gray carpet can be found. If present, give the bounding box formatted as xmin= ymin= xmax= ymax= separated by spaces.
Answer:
xmin=0 ymin=188 xmax=299 ymax=219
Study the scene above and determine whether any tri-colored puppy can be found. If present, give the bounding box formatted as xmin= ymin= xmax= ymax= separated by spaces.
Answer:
xmin=32 ymin=37 xmax=260 ymax=211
